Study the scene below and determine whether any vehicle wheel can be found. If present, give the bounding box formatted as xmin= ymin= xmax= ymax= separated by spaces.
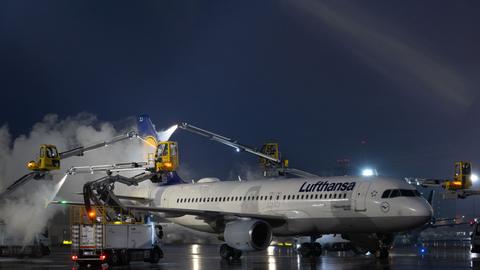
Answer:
xmin=121 ymin=253 xmax=130 ymax=265
xmin=77 ymin=262 xmax=87 ymax=269
xmin=31 ymin=246 xmax=43 ymax=258
xmin=220 ymin=244 xmax=234 ymax=260
xmin=41 ymin=245 xmax=51 ymax=256
xmin=312 ymin=242 xmax=322 ymax=257
xmin=109 ymin=252 xmax=120 ymax=266
xmin=150 ymin=248 xmax=161 ymax=263
xmin=376 ymin=248 xmax=389 ymax=260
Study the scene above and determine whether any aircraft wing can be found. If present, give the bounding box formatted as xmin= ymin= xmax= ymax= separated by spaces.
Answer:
xmin=122 ymin=204 xmax=287 ymax=227
xmin=51 ymin=200 xmax=286 ymax=227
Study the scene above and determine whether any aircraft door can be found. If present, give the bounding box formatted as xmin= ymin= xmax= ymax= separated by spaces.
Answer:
xmin=353 ymin=182 xmax=371 ymax=211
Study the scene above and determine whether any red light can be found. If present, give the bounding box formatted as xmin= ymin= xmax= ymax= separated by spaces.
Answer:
xmin=100 ymin=254 xmax=106 ymax=260
xmin=71 ymin=255 xmax=78 ymax=261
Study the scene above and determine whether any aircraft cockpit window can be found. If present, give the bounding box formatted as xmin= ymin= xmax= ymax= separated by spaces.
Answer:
xmin=390 ymin=190 xmax=401 ymax=198
xmin=400 ymin=190 xmax=416 ymax=197
xmin=385 ymin=189 xmax=421 ymax=198
xmin=381 ymin=190 xmax=391 ymax=198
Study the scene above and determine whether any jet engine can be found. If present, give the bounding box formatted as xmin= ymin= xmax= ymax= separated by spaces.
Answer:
xmin=224 ymin=219 xmax=272 ymax=251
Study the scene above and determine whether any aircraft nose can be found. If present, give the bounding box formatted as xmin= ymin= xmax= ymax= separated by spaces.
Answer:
xmin=403 ymin=198 xmax=433 ymax=227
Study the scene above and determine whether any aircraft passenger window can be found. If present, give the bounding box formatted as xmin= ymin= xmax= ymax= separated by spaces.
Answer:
xmin=343 ymin=193 xmax=347 ymax=198
xmin=243 ymin=196 xmax=247 ymax=201
xmin=276 ymin=195 xmax=280 ymax=200
xmin=283 ymin=195 xmax=286 ymax=200
xmin=333 ymin=194 xmax=337 ymax=199
xmin=390 ymin=190 xmax=401 ymax=198
xmin=256 ymin=196 xmax=259 ymax=200
xmin=315 ymin=194 xmax=318 ymax=199
xmin=329 ymin=194 xmax=332 ymax=199
xmin=176 ymin=199 xmax=179 ymax=203
xmin=319 ymin=194 xmax=322 ymax=199
xmin=381 ymin=190 xmax=391 ymax=198
xmin=301 ymin=195 xmax=304 ymax=200
xmin=296 ymin=195 xmax=300 ymax=199
xmin=203 ymin=198 xmax=206 ymax=202
xmin=223 ymin=197 xmax=226 ymax=202
xmin=270 ymin=196 xmax=273 ymax=200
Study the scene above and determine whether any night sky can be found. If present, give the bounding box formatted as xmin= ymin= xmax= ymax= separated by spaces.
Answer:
xmin=1 ymin=1 xmax=480 ymax=181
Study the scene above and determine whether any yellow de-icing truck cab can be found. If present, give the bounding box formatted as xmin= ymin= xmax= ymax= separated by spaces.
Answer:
xmin=26 ymin=144 xmax=61 ymax=171
xmin=155 ymin=141 xmax=179 ymax=172
xmin=445 ymin=161 xmax=472 ymax=190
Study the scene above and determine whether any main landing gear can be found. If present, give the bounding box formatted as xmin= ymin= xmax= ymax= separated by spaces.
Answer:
xmin=298 ymin=236 xmax=322 ymax=258
xmin=219 ymin=244 xmax=242 ymax=260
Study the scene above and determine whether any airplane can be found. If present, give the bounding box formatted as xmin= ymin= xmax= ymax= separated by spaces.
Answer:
xmin=59 ymin=116 xmax=434 ymax=260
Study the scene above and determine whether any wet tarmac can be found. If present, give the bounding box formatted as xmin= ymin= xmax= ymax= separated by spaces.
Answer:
xmin=0 ymin=244 xmax=479 ymax=270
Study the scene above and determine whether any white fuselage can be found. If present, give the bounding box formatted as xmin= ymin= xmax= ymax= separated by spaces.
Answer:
xmin=127 ymin=176 xmax=433 ymax=237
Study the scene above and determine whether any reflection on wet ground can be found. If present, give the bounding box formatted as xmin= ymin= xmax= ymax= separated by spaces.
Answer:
xmin=0 ymin=244 xmax=479 ymax=270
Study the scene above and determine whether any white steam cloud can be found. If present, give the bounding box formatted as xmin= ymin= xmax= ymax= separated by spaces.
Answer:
xmin=0 ymin=113 xmax=168 ymax=245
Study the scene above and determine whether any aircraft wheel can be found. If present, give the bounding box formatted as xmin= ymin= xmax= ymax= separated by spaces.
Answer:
xmin=312 ymin=242 xmax=322 ymax=257
xmin=232 ymin=249 xmax=242 ymax=260
xmin=298 ymin=243 xmax=314 ymax=258
xmin=220 ymin=244 xmax=235 ymax=260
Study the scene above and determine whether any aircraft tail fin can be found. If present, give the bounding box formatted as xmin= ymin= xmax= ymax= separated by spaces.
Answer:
xmin=161 ymin=171 xmax=185 ymax=186
xmin=137 ymin=114 xmax=159 ymax=146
